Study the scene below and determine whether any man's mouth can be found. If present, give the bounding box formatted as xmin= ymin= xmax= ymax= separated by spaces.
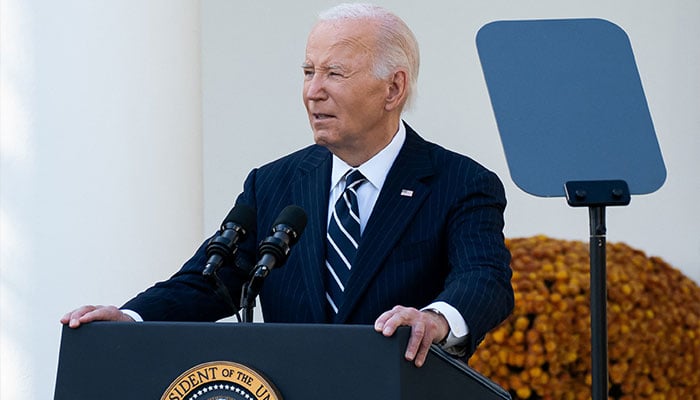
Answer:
xmin=313 ymin=113 xmax=335 ymax=120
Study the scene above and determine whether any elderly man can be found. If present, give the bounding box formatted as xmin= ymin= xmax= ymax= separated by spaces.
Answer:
xmin=62 ymin=3 xmax=513 ymax=368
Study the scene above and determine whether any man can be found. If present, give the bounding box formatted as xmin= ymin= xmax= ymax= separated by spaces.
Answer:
xmin=62 ymin=3 xmax=513 ymax=368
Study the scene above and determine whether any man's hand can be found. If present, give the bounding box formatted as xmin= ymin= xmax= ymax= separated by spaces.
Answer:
xmin=60 ymin=305 xmax=135 ymax=328
xmin=374 ymin=305 xmax=449 ymax=367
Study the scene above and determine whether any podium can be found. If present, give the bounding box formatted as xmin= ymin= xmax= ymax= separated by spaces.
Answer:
xmin=54 ymin=322 xmax=511 ymax=399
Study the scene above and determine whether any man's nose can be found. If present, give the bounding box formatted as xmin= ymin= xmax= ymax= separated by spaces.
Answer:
xmin=305 ymin=75 xmax=327 ymax=100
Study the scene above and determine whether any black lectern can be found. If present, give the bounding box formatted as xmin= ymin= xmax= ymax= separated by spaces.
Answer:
xmin=54 ymin=322 xmax=510 ymax=399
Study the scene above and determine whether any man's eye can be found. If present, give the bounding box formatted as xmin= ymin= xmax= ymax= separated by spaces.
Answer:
xmin=303 ymin=70 xmax=314 ymax=78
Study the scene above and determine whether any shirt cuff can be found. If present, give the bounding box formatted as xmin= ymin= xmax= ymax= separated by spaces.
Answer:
xmin=120 ymin=309 xmax=143 ymax=322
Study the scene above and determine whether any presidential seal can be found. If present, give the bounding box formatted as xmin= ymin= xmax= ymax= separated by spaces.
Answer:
xmin=161 ymin=361 xmax=282 ymax=400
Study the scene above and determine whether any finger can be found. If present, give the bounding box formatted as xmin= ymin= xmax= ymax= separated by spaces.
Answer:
xmin=59 ymin=312 xmax=72 ymax=324
xmin=61 ymin=305 xmax=129 ymax=328
xmin=78 ymin=307 xmax=107 ymax=324
xmin=61 ymin=305 xmax=98 ymax=328
xmin=404 ymin=318 xmax=426 ymax=362
xmin=378 ymin=306 xmax=411 ymax=336
xmin=413 ymin=331 xmax=435 ymax=367
xmin=373 ymin=309 xmax=394 ymax=332
xmin=79 ymin=305 xmax=123 ymax=324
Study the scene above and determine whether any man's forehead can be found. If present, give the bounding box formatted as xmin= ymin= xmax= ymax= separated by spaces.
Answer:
xmin=310 ymin=18 xmax=376 ymax=36
xmin=305 ymin=20 xmax=376 ymax=65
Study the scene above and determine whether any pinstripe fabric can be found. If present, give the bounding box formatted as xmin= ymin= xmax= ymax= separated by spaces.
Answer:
xmin=122 ymin=122 xmax=514 ymax=358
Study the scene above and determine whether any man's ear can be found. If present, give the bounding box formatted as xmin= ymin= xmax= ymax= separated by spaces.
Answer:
xmin=385 ymin=69 xmax=408 ymax=111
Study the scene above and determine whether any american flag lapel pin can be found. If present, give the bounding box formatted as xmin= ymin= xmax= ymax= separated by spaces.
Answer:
xmin=400 ymin=189 xmax=414 ymax=197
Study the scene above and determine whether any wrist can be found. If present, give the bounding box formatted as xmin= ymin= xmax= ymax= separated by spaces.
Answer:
xmin=424 ymin=308 xmax=450 ymax=345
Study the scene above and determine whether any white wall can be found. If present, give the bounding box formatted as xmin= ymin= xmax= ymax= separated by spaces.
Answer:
xmin=0 ymin=1 xmax=202 ymax=398
xmin=202 ymin=0 xmax=700 ymax=286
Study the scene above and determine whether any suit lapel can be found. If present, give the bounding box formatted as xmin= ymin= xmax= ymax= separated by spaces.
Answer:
xmin=335 ymin=126 xmax=435 ymax=323
xmin=291 ymin=146 xmax=333 ymax=322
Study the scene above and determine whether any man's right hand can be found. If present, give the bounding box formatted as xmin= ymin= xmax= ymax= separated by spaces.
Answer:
xmin=60 ymin=305 xmax=135 ymax=328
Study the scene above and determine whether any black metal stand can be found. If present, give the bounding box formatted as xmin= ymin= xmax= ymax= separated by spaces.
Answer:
xmin=565 ymin=180 xmax=630 ymax=400
xmin=240 ymin=265 xmax=270 ymax=323
xmin=588 ymin=206 xmax=608 ymax=400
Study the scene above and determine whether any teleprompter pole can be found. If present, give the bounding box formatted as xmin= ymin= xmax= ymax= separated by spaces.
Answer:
xmin=565 ymin=180 xmax=630 ymax=400
xmin=589 ymin=206 xmax=608 ymax=400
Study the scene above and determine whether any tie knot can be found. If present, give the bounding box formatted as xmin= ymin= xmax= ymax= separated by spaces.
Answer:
xmin=345 ymin=169 xmax=366 ymax=190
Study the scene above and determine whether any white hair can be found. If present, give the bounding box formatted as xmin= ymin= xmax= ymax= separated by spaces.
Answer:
xmin=318 ymin=3 xmax=420 ymax=110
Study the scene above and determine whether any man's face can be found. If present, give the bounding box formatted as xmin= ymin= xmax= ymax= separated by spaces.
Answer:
xmin=302 ymin=20 xmax=394 ymax=163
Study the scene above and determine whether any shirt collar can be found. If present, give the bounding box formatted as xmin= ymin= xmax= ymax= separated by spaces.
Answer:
xmin=330 ymin=122 xmax=406 ymax=191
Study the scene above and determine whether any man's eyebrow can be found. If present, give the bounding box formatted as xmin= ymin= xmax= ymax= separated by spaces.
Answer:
xmin=300 ymin=62 xmax=344 ymax=71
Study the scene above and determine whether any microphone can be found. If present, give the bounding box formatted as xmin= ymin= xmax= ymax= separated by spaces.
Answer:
xmin=254 ymin=205 xmax=307 ymax=271
xmin=202 ymin=204 xmax=256 ymax=276
xmin=240 ymin=205 xmax=306 ymax=322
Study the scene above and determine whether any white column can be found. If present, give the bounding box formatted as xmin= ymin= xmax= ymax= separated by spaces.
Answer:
xmin=0 ymin=1 xmax=202 ymax=398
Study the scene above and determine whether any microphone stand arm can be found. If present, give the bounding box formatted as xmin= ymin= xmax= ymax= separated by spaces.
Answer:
xmin=240 ymin=265 xmax=270 ymax=323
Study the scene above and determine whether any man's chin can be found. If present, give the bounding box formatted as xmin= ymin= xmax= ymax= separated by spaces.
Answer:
xmin=312 ymin=131 xmax=336 ymax=148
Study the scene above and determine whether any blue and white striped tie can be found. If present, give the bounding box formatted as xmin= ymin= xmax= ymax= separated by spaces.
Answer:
xmin=325 ymin=169 xmax=367 ymax=315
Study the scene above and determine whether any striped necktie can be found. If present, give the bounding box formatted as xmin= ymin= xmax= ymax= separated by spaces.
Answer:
xmin=325 ymin=169 xmax=367 ymax=316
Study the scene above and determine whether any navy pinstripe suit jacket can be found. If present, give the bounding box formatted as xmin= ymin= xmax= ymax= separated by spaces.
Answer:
xmin=123 ymin=122 xmax=513 ymax=356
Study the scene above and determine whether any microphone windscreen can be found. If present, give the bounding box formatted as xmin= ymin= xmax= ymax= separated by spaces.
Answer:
xmin=223 ymin=204 xmax=256 ymax=231
xmin=274 ymin=205 xmax=307 ymax=235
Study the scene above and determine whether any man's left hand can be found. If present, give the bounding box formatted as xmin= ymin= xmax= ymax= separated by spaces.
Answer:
xmin=374 ymin=305 xmax=449 ymax=367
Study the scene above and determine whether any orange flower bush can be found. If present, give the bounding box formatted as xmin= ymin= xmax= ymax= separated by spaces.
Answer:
xmin=469 ymin=236 xmax=700 ymax=399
